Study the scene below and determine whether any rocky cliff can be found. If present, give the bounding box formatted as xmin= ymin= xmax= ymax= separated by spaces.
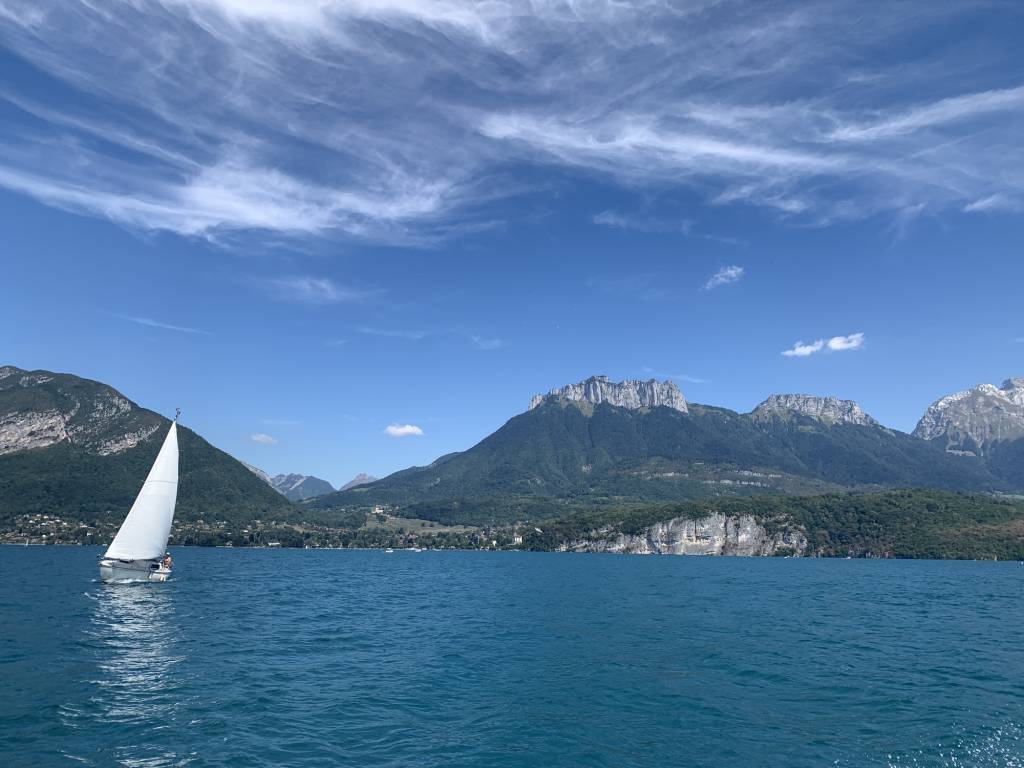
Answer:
xmin=0 ymin=365 xmax=162 ymax=456
xmin=914 ymin=378 xmax=1024 ymax=455
xmin=751 ymin=394 xmax=878 ymax=426
xmin=0 ymin=365 xmax=292 ymax=522
xmin=340 ymin=473 xmax=378 ymax=491
xmin=529 ymin=375 xmax=688 ymax=413
xmin=563 ymin=513 xmax=806 ymax=556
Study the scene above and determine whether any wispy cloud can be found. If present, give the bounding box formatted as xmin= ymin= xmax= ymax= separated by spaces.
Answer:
xmin=384 ymin=423 xmax=424 ymax=438
xmin=592 ymin=210 xmax=692 ymax=234
xmin=249 ymin=432 xmax=278 ymax=445
xmin=964 ymin=194 xmax=1022 ymax=213
xmin=469 ymin=335 xmax=503 ymax=351
xmin=782 ymin=332 xmax=865 ymax=357
xmin=358 ymin=327 xmax=430 ymax=341
xmin=0 ymin=1 xmax=1018 ymax=242
xmin=358 ymin=327 xmax=502 ymax=349
xmin=585 ymin=273 xmax=670 ymax=302
xmin=116 ymin=314 xmax=210 ymax=335
xmin=261 ymin=276 xmax=372 ymax=304
xmin=703 ymin=265 xmax=745 ymax=291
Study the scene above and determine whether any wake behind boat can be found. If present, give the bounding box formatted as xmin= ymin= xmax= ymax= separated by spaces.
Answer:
xmin=99 ymin=411 xmax=180 ymax=583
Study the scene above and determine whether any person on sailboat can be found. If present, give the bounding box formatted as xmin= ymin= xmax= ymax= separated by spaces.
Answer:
xmin=162 ymin=552 xmax=173 ymax=570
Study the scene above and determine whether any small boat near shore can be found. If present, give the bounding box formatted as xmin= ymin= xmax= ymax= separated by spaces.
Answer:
xmin=99 ymin=411 xmax=180 ymax=583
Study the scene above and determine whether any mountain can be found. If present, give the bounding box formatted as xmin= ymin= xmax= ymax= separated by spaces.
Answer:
xmin=914 ymin=378 xmax=1024 ymax=455
xmin=0 ymin=366 xmax=292 ymax=525
xmin=340 ymin=473 xmax=378 ymax=491
xmin=529 ymin=375 xmax=688 ymax=413
xmin=751 ymin=394 xmax=879 ymax=427
xmin=311 ymin=376 xmax=1003 ymax=525
xmin=244 ymin=464 xmax=335 ymax=501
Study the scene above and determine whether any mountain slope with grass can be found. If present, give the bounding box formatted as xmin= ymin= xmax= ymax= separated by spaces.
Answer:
xmin=0 ymin=366 xmax=292 ymax=527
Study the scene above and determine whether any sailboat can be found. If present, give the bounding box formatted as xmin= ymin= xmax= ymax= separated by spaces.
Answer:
xmin=99 ymin=410 xmax=180 ymax=583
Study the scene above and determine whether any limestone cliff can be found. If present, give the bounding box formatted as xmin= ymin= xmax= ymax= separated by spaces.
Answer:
xmin=529 ymin=375 xmax=688 ymax=413
xmin=563 ymin=513 xmax=806 ymax=556
xmin=751 ymin=394 xmax=878 ymax=427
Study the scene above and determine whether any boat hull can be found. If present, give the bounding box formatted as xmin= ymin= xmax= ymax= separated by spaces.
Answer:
xmin=99 ymin=558 xmax=171 ymax=583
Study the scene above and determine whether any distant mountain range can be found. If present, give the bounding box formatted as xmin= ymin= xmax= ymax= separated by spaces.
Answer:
xmin=0 ymin=366 xmax=291 ymax=525
xmin=244 ymin=464 xmax=335 ymax=501
xmin=4 ymin=367 xmax=1024 ymax=538
xmin=312 ymin=375 xmax=1024 ymax=525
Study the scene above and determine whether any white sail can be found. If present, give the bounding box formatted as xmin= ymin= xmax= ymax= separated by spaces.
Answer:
xmin=104 ymin=421 xmax=179 ymax=561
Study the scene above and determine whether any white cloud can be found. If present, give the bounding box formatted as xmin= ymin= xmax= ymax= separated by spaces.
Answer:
xmin=782 ymin=332 xmax=865 ymax=357
xmin=781 ymin=340 xmax=825 ymax=358
xmin=249 ymin=432 xmax=278 ymax=445
xmin=703 ymin=265 xmax=745 ymax=291
xmin=826 ymin=332 xmax=865 ymax=351
xmin=384 ymin=423 xmax=424 ymax=437
xmin=116 ymin=314 xmax=210 ymax=335
xmin=0 ymin=1 xmax=1021 ymax=240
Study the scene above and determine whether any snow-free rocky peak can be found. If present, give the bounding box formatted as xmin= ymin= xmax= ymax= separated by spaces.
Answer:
xmin=529 ymin=375 xmax=688 ymax=413
xmin=913 ymin=378 xmax=1024 ymax=454
xmin=340 ymin=473 xmax=378 ymax=491
xmin=751 ymin=394 xmax=879 ymax=426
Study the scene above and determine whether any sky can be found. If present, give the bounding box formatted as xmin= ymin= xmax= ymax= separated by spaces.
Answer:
xmin=2 ymin=0 xmax=1023 ymax=487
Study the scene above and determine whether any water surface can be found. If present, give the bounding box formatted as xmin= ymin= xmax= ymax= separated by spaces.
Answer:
xmin=1 ymin=547 xmax=1022 ymax=767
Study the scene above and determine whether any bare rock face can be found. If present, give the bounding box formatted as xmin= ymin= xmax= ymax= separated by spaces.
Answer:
xmin=529 ymin=375 xmax=688 ymax=413
xmin=340 ymin=473 xmax=378 ymax=491
xmin=751 ymin=394 xmax=879 ymax=426
xmin=913 ymin=378 xmax=1024 ymax=455
xmin=564 ymin=513 xmax=806 ymax=556
xmin=0 ymin=365 xmax=162 ymax=456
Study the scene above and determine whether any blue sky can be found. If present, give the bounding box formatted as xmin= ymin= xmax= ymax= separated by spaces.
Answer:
xmin=2 ymin=1 xmax=1023 ymax=486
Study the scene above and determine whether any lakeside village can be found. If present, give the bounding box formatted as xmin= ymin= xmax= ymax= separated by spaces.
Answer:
xmin=0 ymin=507 xmax=529 ymax=551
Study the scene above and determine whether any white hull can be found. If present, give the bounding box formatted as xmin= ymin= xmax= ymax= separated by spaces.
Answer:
xmin=99 ymin=558 xmax=171 ymax=583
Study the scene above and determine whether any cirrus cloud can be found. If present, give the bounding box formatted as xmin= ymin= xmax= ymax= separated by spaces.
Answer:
xmin=0 ymin=1 xmax=1020 ymax=243
xmin=703 ymin=265 xmax=745 ymax=291
xmin=249 ymin=432 xmax=279 ymax=445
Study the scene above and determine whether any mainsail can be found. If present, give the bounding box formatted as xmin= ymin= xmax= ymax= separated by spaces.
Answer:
xmin=104 ymin=420 xmax=179 ymax=561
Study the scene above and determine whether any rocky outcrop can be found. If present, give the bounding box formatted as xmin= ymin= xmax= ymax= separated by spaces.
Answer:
xmin=0 ymin=366 xmax=161 ymax=455
xmin=564 ymin=513 xmax=806 ymax=556
xmin=340 ymin=473 xmax=378 ymax=491
xmin=530 ymin=375 xmax=688 ymax=413
xmin=914 ymin=378 xmax=1024 ymax=455
xmin=751 ymin=394 xmax=878 ymax=426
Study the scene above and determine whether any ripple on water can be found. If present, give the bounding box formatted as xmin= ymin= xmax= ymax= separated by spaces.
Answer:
xmin=1 ymin=548 xmax=1022 ymax=767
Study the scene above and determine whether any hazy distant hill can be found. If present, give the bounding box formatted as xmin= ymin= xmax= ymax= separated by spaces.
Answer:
xmin=244 ymin=464 xmax=335 ymax=501
xmin=311 ymin=377 xmax=1005 ymax=525
xmin=0 ymin=366 xmax=292 ymax=525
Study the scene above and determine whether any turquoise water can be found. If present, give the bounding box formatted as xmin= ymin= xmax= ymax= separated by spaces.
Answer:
xmin=1 ymin=547 xmax=1022 ymax=767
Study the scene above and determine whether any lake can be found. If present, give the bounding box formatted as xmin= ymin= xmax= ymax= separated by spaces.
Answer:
xmin=1 ymin=547 xmax=1022 ymax=767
